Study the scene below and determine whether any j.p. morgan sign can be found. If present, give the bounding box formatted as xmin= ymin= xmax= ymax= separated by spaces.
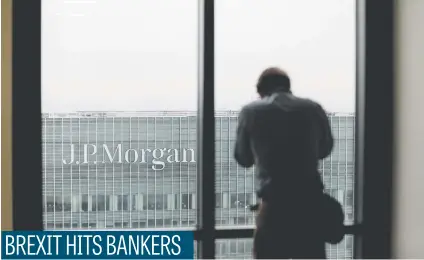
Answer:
xmin=62 ymin=144 xmax=196 ymax=171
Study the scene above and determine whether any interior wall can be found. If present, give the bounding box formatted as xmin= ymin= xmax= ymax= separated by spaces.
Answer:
xmin=1 ymin=0 xmax=13 ymax=231
xmin=393 ymin=0 xmax=424 ymax=257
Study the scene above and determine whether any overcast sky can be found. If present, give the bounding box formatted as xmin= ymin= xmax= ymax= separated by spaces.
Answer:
xmin=42 ymin=0 xmax=355 ymax=113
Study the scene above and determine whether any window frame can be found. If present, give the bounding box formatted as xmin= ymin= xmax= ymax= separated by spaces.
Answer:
xmin=9 ymin=0 xmax=394 ymax=258
xmin=354 ymin=0 xmax=395 ymax=258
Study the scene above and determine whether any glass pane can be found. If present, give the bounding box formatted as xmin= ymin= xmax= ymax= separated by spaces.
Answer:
xmin=327 ymin=235 xmax=354 ymax=259
xmin=216 ymin=239 xmax=253 ymax=259
xmin=216 ymin=0 xmax=355 ymax=259
xmin=42 ymin=0 xmax=197 ymax=230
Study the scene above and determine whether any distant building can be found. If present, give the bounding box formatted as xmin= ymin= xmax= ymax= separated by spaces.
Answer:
xmin=42 ymin=111 xmax=355 ymax=259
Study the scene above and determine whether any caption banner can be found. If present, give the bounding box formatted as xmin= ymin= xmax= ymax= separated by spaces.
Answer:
xmin=1 ymin=231 xmax=194 ymax=259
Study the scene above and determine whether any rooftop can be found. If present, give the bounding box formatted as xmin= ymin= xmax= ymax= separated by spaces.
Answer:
xmin=42 ymin=111 xmax=355 ymax=118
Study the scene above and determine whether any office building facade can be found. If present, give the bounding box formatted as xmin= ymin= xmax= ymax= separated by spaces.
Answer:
xmin=42 ymin=111 xmax=355 ymax=259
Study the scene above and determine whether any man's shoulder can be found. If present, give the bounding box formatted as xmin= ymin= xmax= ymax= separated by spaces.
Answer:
xmin=241 ymin=99 xmax=268 ymax=111
xmin=291 ymin=95 xmax=322 ymax=110
xmin=238 ymin=99 xmax=271 ymax=119
xmin=240 ymin=94 xmax=324 ymax=116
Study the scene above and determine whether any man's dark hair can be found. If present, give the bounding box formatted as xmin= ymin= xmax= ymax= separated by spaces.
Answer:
xmin=256 ymin=67 xmax=291 ymax=96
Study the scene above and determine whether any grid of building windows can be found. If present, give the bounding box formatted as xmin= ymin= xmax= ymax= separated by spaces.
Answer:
xmin=42 ymin=111 xmax=355 ymax=259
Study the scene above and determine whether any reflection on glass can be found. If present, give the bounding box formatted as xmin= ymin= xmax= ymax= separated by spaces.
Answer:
xmin=216 ymin=0 xmax=355 ymax=258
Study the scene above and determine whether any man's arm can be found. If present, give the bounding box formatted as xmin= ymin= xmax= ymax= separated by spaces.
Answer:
xmin=234 ymin=108 xmax=254 ymax=167
xmin=317 ymin=105 xmax=334 ymax=159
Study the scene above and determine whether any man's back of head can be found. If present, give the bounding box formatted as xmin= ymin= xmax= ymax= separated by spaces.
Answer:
xmin=256 ymin=67 xmax=291 ymax=97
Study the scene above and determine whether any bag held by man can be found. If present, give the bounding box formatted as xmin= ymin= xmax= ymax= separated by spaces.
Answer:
xmin=319 ymin=192 xmax=345 ymax=244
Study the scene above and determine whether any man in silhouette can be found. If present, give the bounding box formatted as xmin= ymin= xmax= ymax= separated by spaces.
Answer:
xmin=234 ymin=67 xmax=334 ymax=259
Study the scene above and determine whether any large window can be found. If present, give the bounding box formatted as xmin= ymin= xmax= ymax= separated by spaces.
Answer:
xmin=42 ymin=0 xmax=198 ymax=232
xmin=215 ymin=0 xmax=356 ymax=258
xmin=39 ymin=0 xmax=355 ymax=259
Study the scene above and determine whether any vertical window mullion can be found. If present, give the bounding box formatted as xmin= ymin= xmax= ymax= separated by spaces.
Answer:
xmin=154 ymin=117 xmax=157 ymax=227
xmin=78 ymin=118 xmax=82 ymax=228
xmin=137 ymin=117 xmax=140 ymax=226
xmin=70 ymin=119 xmax=74 ymax=227
xmin=104 ymin=118 xmax=107 ymax=227
xmin=61 ymin=118 xmax=65 ymax=228
xmin=95 ymin=118 xmax=98 ymax=227
xmin=162 ymin=117 xmax=165 ymax=224
xmin=129 ymin=117 xmax=132 ymax=228
xmin=44 ymin=118 xmax=47 ymax=229
xmin=112 ymin=118 xmax=115 ymax=224
xmin=53 ymin=118 xmax=56 ymax=229
xmin=87 ymin=118 xmax=90 ymax=227
xmin=121 ymin=118 xmax=124 ymax=227
xmin=171 ymin=118 xmax=174 ymax=223
xmin=197 ymin=0 xmax=215 ymax=258
xmin=355 ymin=0 xmax=394 ymax=258
xmin=179 ymin=118 xmax=182 ymax=223
xmin=188 ymin=117 xmax=190 ymax=220
xmin=220 ymin=117 xmax=223 ymax=222
xmin=146 ymin=118 xmax=149 ymax=222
